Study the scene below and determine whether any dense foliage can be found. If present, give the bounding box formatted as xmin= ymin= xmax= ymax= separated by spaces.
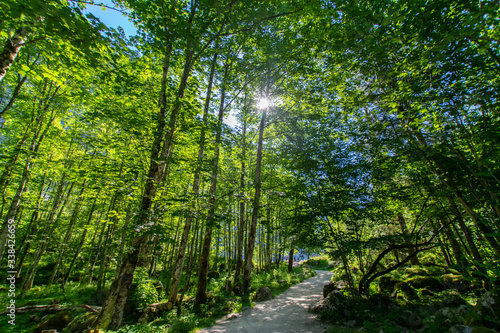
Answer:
xmin=0 ymin=0 xmax=499 ymax=332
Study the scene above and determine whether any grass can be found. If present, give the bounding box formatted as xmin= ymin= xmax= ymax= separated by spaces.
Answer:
xmin=0 ymin=264 xmax=315 ymax=333
xmin=302 ymin=256 xmax=335 ymax=271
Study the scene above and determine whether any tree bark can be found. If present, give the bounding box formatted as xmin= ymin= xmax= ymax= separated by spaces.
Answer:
xmin=233 ymin=113 xmax=247 ymax=285
xmin=243 ymin=70 xmax=269 ymax=291
xmin=194 ymin=61 xmax=228 ymax=307
xmin=0 ymin=27 xmax=29 ymax=82
xmin=167 ymin=49 xmax=218 ymax=310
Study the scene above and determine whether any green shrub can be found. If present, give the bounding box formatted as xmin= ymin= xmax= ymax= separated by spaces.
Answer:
xmin=129 ymin=268 xmax=159 ymax=309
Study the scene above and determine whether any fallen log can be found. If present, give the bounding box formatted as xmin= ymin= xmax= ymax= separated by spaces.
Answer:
xmin=0 ymin=304 xmax=101 ymax=315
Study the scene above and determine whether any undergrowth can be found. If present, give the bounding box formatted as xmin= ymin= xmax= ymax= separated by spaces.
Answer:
xmin=0 ymin=264 xmax=315 ymax=333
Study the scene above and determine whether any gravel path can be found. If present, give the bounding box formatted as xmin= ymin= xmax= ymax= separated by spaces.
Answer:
xmin=198 ymin=270 xmax=333 ymax=333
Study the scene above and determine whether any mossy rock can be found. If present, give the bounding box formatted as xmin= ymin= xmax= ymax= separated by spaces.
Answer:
xmin=393 ymin=281 xmax=418 ymax=300
xmin=426 ymin=266 xmax=447 ymax=276
xmin=323 ymin=282 xmax=337 ymax=298
xmin=65 ymin=313 xmax=97 ymax=333
xmin=404 ymin=267 xmax=428 ymax=277
xmin=34 ymin=310 xmax=74 ymax=333
xmin=378 ymin=276 xmax=401 ymax=294
xmin=324 ymin=290 xmax=351 ymax=317
xmin=464 ymin=289 xmax=500 ymax=331
xmin=407 ymin=276 xmax=444 ymax=292
xmin=442 ymin=274 xmax=470 ymax=293
xmin=368 ymin=293 xmax=398 ymax=312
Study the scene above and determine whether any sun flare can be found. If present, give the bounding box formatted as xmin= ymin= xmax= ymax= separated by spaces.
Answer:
xmin=256 ymin=97 xmax=270 ymax=110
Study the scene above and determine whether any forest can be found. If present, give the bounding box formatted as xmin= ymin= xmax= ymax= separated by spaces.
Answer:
xmin=1 ymin=0 xmax=500 ymax=332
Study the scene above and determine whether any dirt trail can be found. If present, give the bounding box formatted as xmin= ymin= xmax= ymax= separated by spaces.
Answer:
xmin=198 ymin=270 xmax=333 ymax=333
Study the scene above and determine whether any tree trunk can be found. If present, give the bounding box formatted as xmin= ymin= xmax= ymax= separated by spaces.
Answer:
xmin=49 ymin=180 xmax=87 ymax=286
xmin=194 ymin=62 xmax=228 ymax=307
xmin=288 ymin=244 xmax=294 ymax=273
xmin=397 ymin=213 xmax=420 ymax=265
xmin=0 ymin=27 xmax=29 ymax=82
xmin=233 ymin=114 xmax=247 ymax=285
xmin=243 ymin=70 xmax=269 ymax=291
xmin=167 ymin=50 xmax=218 ymax=310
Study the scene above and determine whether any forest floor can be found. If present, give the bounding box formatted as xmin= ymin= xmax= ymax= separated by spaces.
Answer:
xmin=197 ymin=270 xmax=333 ymax=333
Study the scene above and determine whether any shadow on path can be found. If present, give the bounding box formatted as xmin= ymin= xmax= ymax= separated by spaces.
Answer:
xmin=198 ymin=270 xmax=333 ymax=333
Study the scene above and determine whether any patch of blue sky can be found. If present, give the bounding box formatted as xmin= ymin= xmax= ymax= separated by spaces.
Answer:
xmin=82 ymin=0 xmax=137 ymax=37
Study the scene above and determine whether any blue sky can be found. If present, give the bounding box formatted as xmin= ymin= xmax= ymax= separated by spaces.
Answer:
xmin=83 ymin=0 xmax=137 ymax=37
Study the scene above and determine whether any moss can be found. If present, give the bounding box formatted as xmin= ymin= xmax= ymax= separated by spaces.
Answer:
xmin=378 ymin=276 xmax=400 ymax=294
xmin=394 ymin=281 xmax=418 ymax=300
xmin=404 ymin=267 xmax=428 ymax=277
xmin=65 ymin=313 xmax=98 ymax=333
xmin=33 ymin=310 xmax=74 ymax=333
xmin=407 ymin=276 xmax=444 ymax=292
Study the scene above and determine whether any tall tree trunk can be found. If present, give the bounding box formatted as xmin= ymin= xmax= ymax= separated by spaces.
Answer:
xmin=48 ymin=180 xmax=87 ymax=286
xmin=194 ymin=62 xmax=228 ymax=306
xmin=243 ymin=70 xmax=269 ymax=291
xmin=0 ymin=84 xmax=59 ymax=261
xmin=93 ymin=33 xmax=202 ymax=329
xmin=233 ymin=114 xmax=247 ymax=285
xmin=167 ymin=50 xmax=218 ymax=310
xmin=288 ymin=242 xmax=295 ymax=273
xmin=20 ymin=181 xmax=74 ymax=297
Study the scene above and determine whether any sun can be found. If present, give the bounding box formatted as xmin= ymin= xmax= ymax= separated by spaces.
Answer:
xmin=256 ymin=97 xmax=270 ymax=110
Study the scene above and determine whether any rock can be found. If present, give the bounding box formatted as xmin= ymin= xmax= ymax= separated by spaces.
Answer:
xmin=323 ymin=282 xmax=337 ymax=298
xmin=399 ymin=310 xmax=423 ymax=329
xmin=324 ymin=290 xmax=350 ymax=316
xmin=378 ymin=276 xmax=400 ymax=294
xmin=336 ymin=280 xmax=346 ymax=290
xmin=66 ymin=313 xmax=97 ymax=333
xmin=253 ymin=287 xmax=272 ymax=302
xmin=346 ymin=319 xmax=357 ymax=327
xmin=436 ymin=307 xmax=454 ymax=319
xmin=442 ymin=274 xmax=470 ymax=293
xmin=309 ymin=299 xmax=326 ymax=313
xmin=464 ymin=288 xmax=500 ymax=331
xmin=30 ymin=315 xmax=41 ymax=323
xmin=368 ymin=293 xmax=397 ymax=312
xmin=41 ymin=330 xmax=57 ymax=333
xmin=450 ymin=326 xmax=498 ymax=333
xmin=404 ymin=267 xmax=428 ymax=277
xmin=328 ymin=261 xmax=335 ymax=269
xmin=407 ymin=276 xmax=444 ymax=292
xmin=450 ymin=325 xmax=474 ymax=333
xmin=392 ymin=282 xmax=418 ymax=300
xmin=34 ymin=310 xmax=74 ymax=333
